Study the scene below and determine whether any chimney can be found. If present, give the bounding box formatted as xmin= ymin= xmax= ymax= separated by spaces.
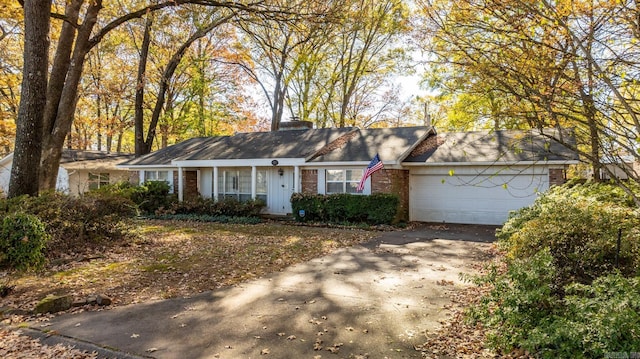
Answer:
xmin=423 ymin=102 xmax=432 ymax=128
xmin=278 ymin=119 xmax=314 ymax=131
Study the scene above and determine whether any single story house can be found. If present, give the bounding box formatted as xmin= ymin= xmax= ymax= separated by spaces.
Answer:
xmin=0 ymin=150 xmax=134 ymax=196
xmin=120 ymin=123 xmax=579 ymax=225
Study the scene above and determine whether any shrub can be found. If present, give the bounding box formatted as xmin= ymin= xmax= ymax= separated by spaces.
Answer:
xmin=147 ymin=213 xmax=262 ymax=224
xmin=470 ymin=251 xmax=640 ymax=358
xmin=291 ymin=193 xmax=399 ymax=225
xmin=0 ymin=213 xmax=49 ymax=271
xmin=159 ymin=197 xmax=265 ymax=218
xmin=470 ymin=181 xmax=640 ymax=358
xmin=0 ymin=191 xmax=137 ymax=256
xmin=498 ymin=182 xmax=640 ymax=286
xmin=129 ymin=181 xmax=174 ymax=214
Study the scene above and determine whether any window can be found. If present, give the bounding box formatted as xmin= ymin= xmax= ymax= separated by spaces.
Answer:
xmin=144 ymin=170 xmax=172 ymax=192
xmin=88 ymin=172 xmax=109 ymax=190
xmin=145 ymin=170 xmax=169 ymax=182
xmin=326 ymin=169 xmax=363 ymax=194
xmin=218 ymin=169 xmax=267 ymax=202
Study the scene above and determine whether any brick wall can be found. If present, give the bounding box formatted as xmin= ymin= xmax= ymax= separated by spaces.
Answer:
xmin=185 ymin=171 xmax=198 ymax=199
xmin=371 ymin=169 xmax=409 ymax=222
xmin=549 ymin=168 xmax=566 ymax=187
xmin=173 ymin=170 xmax=199 ymax=199
xmin=301 ymin=169 xmax=318 ymax=194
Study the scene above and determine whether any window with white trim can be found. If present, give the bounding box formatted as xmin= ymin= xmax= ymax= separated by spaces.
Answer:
xmin=326 ymin=169 xmax=363 ymax=194
xmin=218 ymin=169 xmax=267 ymax=202
xmin=88 ymin=172 xmax=109 ymax=190
xmin=144 ymin=170 xmax=172 ymax=192
xmin=145 ymin=170 xmax=169 ymax=182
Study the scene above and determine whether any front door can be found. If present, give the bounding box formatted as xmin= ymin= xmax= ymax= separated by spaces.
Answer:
xmin=267 ymin=168 xmax=294 ymax=214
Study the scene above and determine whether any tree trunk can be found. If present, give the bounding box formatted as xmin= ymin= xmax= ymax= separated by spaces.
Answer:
xmin=8 ymin=0 xmax=50 ymax=198
xmin=40 ymin=0 xmax=102 ymax=191
xmin=134 ymin=11 xmax=153 ymax=157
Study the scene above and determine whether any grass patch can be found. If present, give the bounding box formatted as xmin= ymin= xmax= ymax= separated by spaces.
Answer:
xmin=1 ymin=220 xmax=378 ymax=312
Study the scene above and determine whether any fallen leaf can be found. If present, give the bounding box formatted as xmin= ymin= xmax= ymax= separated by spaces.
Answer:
xmin=146 ymin=348 xmax=158 ymax=353
xmin=130 ymin=333 xmax=139 ymax=338
xmin=287 ymin=335 xmax=296 ymax=340
xmin=260 ymin=348 xmax=270 ymax=355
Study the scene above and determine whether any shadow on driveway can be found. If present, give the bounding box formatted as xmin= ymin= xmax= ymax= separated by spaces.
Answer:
xmin=34 ymin=224 xmax=497 ymax=359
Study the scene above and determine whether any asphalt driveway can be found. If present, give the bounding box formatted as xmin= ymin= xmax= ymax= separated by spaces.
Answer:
xmin=28 ymin=223 xmax=496 ymax=359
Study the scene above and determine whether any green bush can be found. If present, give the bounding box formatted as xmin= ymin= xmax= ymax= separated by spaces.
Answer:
xmin=160 ymin=197 xmax=265 ymax=218
xmin=470 ymin=251 xmax=640 ymax=358
xmin=0 ymin=213 xmax=49 ymax=271
xmin=291 ymin=193 xmax=399 ymax=225
xmin=0 ymin=191 xmax=137 ymax=255
xmin=470 ymin=181 xmax=640 ymax=357
xmin=147 ymin=213 xmax=262 ymax=224
xmin=498 ymin=182 xmax=640 ymax=286
xmin=129 ymin=181 xmax=174 ymax=214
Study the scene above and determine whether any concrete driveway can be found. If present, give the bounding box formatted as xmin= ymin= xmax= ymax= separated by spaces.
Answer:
xmin=30 ymin=223 xmax=496 ymax=359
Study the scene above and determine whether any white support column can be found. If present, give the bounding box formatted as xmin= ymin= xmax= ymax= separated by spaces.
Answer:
xmin=178 ymin=167 xmax=184 ymax=202
xmin=139 ymin=170 xmax=145 ymax=185
xmin=294 ymin=165 xmax=300 ymax=193
xmin=213 ymin=166 xmax=219 ymax=202
xmin=251 ymin=166 xmax=257 ymax=199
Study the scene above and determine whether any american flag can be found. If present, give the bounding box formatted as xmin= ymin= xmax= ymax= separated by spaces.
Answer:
xmin=357 ymin=154 xmax=384 ymax=192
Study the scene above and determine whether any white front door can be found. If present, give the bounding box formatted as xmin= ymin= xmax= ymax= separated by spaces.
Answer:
xmin=267 ymin=168 xmax=294 ymax=214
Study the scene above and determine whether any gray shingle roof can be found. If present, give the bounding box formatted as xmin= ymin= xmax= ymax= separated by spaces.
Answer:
xmin=309 ymin=127 xmax=432 ymax=163
xmin=120 ymin=127 xmax=578 ymax=167
xmin=120 ymin=128 xmax=357 ymax=166
xmin=182 ymin=127 xmax=355 ymax=160
xmin=404 ymin=129 xmax=579 ymax=163
xmin=58 ymin=150 xmax=134 ymax=170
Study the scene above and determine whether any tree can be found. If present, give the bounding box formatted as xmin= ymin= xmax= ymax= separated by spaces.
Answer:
xmin=8 ymin=0 xmax=313 ymax=196
xmin=417 ymin=0 xmax=640 ymax=203
xmin=134 ymin=8 xmax=233 ymax=156
xmin=7 ymin=0 xmax=49 ymax=197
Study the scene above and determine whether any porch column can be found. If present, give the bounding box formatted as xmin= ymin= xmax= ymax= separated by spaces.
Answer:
xmin=138 ymin=170 xmax=145 ymax=185
xmin=294 ymin=165 xmax=300 ymax=193
xmin=178 ymin=166 xmax=184 ymax=201
xmin=251 ymin=166 xmax=257 ymax=199
xmin=213 ymin=166 xmax=219 ymax=201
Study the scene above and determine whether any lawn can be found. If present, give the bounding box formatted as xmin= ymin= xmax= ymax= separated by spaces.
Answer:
xmin=0 ymin=219 xmax=378 ymax=313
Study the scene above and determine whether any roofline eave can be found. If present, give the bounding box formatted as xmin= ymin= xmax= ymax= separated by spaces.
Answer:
xmin=401 ymin=159 xmax=580 ymax=167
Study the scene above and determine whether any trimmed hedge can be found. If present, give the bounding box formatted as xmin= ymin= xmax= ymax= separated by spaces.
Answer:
xmin=291 ymin=193 xmax=399 ymax=225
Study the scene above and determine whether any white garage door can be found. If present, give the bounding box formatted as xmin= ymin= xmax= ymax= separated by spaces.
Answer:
xmin=410 ymin=168 xmax=549 ymax=225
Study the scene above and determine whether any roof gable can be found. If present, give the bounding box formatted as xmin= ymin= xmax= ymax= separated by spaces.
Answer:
xmin=309 ymin=127 xmax=432 ymax=163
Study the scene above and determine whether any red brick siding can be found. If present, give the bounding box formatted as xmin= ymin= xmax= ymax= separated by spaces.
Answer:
xmin=301 ymin=169 xmax=318 ymax=194
xmin=371 ymin=169 xmax=409 ymax=222
xmin=174 ymin=170 xmax=199 ymax=199
xmin=185 ymin=171 xmax=199 ymax=199
xmin=549 ymin=168 xmax=566 ymax=187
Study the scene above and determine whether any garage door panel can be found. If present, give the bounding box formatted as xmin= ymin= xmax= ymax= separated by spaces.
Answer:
xmin=410 ymin=173 xmax=547 ymax=225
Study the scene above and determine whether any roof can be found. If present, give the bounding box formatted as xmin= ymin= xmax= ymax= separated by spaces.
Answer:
xmin=59 ymin=150 xmax=134 ymax=171
xmin=122 ymin=127 xmax=431 ymax=166
xmin=309 ymin=127 xmax=432 ymax=163
xmin=0 ymin=150 xmax=133 ymax=171
xmin=119 ymin=126 xmax=578 ymax=168
xmin=404 ymin=129 xmax=579 ymax=163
